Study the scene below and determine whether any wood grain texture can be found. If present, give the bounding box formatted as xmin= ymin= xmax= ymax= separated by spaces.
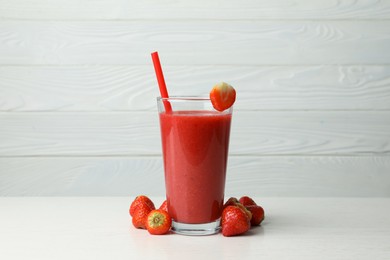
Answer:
xmin=0 ymin=0 xmax=389 ymax=20
xmin=1 ymin=156 xmax=389 ymax=196
xmin=1 ymin=0 xmax=389 ymax=197
xmin=1 ymin=65 xmax=390 ymax=111
xmin=0 ymin=21 xmax=389 ymax=65
xmin=0 ymin=111 xmax=389 ymax=156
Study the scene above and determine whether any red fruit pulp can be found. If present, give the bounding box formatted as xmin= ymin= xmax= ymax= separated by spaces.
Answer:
xmin=159 ymin=110 xmax=232 ymax=224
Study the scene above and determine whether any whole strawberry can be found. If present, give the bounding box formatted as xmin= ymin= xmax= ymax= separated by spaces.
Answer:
xmin=146 ymin=210 xmax=172 ymax=235
xmin=239 ymin=196 xmax=257 ymax=207
xmin=223 ymin=197 xmax=239 ymax=209
xmin=159 ymin=200 xmax=168 ymax=212
xmin=221 ymin=205 xmax=251 ymax=237
xmin=246 ymin=205 xmax=265 ymax=226
xmin=235 ymin=203 xmax=252 ymax=221
xmin=223 ymin=197 xmax=252 ymax=221
xmin=132 ymin=203 xmax=153 ymax=229
xmin=129 ymin=195 xmax=155 ymax=217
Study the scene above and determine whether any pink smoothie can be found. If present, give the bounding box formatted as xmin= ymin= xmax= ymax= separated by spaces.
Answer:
xmin=159 ymin=110 xmax=232 ymax=224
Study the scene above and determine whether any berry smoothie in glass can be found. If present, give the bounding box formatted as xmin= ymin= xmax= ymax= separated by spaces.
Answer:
xmin=157 ymin=96 xmax=233 ymax=235
xmin=152 ymin=51 xmax=235 ymax=235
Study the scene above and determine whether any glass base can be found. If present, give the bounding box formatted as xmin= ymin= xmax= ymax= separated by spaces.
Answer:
xmin=171 ymin=218 xmax=221 ymax=236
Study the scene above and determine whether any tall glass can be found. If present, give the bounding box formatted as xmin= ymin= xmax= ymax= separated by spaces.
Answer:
xmin=157 ymin=96 xmax=233 ymax=235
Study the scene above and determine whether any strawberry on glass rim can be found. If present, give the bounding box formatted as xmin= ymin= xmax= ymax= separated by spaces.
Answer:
xmin=209 ymin=82 xmax=236 ymax=112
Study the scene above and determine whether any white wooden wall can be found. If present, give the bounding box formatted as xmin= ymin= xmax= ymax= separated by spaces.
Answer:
xmin=0 ymin=0 xmax=390 ymax=196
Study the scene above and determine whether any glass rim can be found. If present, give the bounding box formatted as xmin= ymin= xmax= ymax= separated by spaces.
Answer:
xmin=157 ymin=96 xmax=210 ymax=101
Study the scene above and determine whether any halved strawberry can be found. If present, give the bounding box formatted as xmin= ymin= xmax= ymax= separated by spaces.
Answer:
xmin=209 ymin=82 xmax=236 ymax=112
xmin=145 ymin=209 xmax=172 ymax=235
xmin=221 ymin=205 xmax=250 ymax=237
xmin=129 ymin=195 xmax=155 ymax=217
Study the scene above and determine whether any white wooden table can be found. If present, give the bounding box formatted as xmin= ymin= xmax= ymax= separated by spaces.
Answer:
xmin=1 ymin=197 xmax=389 ymax=260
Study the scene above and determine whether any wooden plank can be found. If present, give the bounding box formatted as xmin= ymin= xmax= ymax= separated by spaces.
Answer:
xmin=1 ymin=65 xmax=390 ymax=111
xmin=0 ymin=21 xmax=389 ymax=65
xmin=1 ymin=156 xmax=389 ymax=196
xmin=0 ymin=0 xmax=389 ymax=20
xmin=0 ymin=111 xmax=389 ymax=156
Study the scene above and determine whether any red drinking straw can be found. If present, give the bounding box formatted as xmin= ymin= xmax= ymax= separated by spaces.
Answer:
xmin=151 ymin=51 xmax=172 ymax=113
